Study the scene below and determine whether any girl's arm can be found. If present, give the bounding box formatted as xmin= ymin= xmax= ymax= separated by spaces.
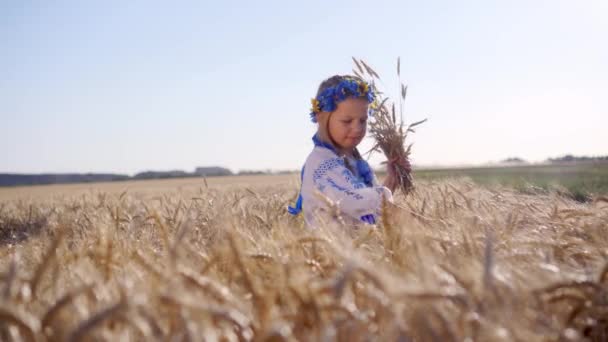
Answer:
xmin=312 ymin=158 xmax=393 ymax=223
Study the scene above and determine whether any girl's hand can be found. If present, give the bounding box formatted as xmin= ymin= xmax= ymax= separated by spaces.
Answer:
xmin=389 ymin=156 xmax=412 ymax=173
xmin=383 ymin=161 xmax=399 ymax=192
xmin=383 ymin=156 xmax=411 ymax=193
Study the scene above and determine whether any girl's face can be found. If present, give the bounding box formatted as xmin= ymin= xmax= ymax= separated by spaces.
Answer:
xmin=327 ymin=98 xmax=369 ymax=153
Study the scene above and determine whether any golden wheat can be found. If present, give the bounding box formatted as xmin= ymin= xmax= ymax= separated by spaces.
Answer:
xmin=0 ymin=176 xmax=607 ymax=340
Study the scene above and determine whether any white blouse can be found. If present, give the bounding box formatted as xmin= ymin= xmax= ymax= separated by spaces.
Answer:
xmin=300 ymin=146 xmax=393 ymax=228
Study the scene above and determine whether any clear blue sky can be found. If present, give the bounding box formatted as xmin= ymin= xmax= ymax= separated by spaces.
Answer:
xmin=1 ymin=0 xmax=606 ymax=174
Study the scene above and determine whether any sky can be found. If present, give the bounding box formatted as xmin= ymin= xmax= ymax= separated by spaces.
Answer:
xmin=1 ymin=0 xmax=606 ymax=175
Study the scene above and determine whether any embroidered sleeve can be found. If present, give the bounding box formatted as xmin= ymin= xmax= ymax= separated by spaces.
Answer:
xmin=312 ymin=157 xmax=392 ymax=223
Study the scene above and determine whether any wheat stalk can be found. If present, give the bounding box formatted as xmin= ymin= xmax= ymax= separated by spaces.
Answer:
xmin=353 ymin=57 xmax=427 ymax=195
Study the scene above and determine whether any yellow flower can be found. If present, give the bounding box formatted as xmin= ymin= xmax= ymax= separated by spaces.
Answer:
xmin=310 ymin=98 xmax=321 ymax=113
xmin=360 ymin=82 xmax=369 ymax=93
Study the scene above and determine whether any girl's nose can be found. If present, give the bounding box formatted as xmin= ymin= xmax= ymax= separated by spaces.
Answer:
xmin=353 ymin=122 xmax=365 ymax=133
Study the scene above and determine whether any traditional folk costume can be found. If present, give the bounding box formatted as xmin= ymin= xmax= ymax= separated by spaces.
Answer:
xmin=288 ymin=77 xmax=393 ymax=227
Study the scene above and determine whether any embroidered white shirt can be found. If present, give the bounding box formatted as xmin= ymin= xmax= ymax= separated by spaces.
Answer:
xmin=301 ymin=146 xmax=393 ymax=228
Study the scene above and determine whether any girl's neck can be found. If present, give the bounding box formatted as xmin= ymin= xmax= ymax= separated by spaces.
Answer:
xmin=314 ymin=132 xmax=356 ymax=158
xmin=338 ymin=148 xmax=355 ymax=158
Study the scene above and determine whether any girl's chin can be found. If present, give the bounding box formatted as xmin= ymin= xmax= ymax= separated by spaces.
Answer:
xmin=346 ymin=138 xmax=363 ymax=146
xmin=338 ymin=141 xmax=359 ymax=150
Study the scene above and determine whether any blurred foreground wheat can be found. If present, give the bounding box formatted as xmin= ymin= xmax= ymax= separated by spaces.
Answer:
xmin=1 ymin=178 xmax=608 ymax=341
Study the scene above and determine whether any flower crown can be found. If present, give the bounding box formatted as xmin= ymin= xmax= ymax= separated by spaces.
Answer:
xmin=309 ymin=77 xmax=376 ymax=123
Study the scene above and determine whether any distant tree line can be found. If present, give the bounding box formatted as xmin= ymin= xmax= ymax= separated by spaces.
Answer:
xmin=547 ymin=154 xmax=608 ymax=163
xmin=500 ymin=155 xmax=608 ymax=165
xmin=0 ymin=173 xmax=131 ymax=187
xmin=501 ymin=157 xmax=527 ymax=164
xmin=9 ymin=154 xmax=604 ymax=187
xmin=0 ymin=166 xmax=233 ymax=187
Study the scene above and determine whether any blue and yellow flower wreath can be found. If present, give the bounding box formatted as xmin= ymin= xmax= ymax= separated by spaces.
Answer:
xmin=309 ymin=77 xmax=376 ymax=123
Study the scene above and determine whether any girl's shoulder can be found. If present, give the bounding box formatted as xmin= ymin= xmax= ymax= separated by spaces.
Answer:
xmin=304 ymin=146 xmax=340 ymax=167
xmin=303 ymin=147 xmax=351 ymax=182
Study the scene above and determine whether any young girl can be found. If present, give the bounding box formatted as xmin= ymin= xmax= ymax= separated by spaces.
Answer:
xmin=289 ymin=75 xmax=410 ymax=227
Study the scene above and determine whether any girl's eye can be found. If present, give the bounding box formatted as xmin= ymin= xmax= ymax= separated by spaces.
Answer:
xmin=360 ymin=119 xmax=367 ymax=124
xmin=342 ymin=120 xmax=352 ymax=124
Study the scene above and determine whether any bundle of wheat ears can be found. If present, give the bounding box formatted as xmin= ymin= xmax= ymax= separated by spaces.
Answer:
xmin=352 ymin=57 xmax=427 ymax=196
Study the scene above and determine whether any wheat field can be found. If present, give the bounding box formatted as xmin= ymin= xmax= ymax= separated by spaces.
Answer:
xmin=1 ymin=174 xmax=608 ymax=341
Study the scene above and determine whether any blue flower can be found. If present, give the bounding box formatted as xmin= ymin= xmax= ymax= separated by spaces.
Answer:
xmin=308 ymin=78 xmax=375 ymax=122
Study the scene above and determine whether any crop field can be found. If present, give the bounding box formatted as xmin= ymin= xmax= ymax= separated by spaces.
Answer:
xmin=413 ymin=162 xmax=608 ymax=202
xmin=1 ymin=174 xmax=608 ymax=341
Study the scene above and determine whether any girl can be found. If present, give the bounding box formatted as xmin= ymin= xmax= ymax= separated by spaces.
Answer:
xmin=289 ymin=75 xmax=410 ymax=227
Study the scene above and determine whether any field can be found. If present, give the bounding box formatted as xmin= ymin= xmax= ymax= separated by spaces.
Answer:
xmin=413 ymin=162 xmax=608 ymax=202
xmin=1 ymin=173 xmax=608 ymax=341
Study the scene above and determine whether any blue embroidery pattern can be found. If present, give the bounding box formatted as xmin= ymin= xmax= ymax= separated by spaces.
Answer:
xmin=288 ymin=133 xmax=379 ymax=219
xmin=341 ymin=169 xmax=366 ymax=189
xmin=325 ymin=178 xmax=364 ymax=200
xmin=313 ymin=158 xmax=345 ymax=183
